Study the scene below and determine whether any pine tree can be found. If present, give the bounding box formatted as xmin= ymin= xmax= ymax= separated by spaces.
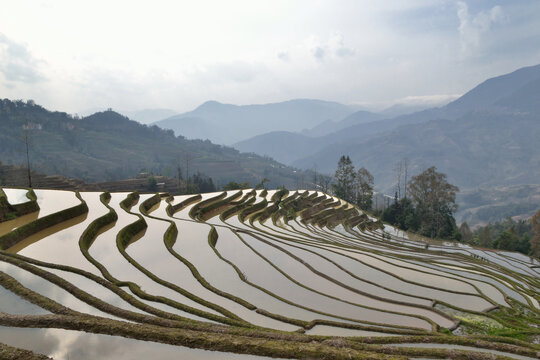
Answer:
xmin=332 ymin=155 xmax=356 ymax=203
xmin=478 ymin=226 xmax=493 ymax=248
xmin=496 ymin=227 xmax=520 ymax=251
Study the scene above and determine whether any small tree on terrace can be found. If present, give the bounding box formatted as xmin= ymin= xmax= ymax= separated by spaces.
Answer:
xmin=408 ymin=166 xmax=459 ymax=239
xmin=531 ymin=209 xmax=540 ymax=258
xmin=332 ymin=155 xmax=355 ymax=203
xmin=459 ymin=222 xmax=473 ymax=243
xmin=355 ymin=167 xmax=374 ymax=211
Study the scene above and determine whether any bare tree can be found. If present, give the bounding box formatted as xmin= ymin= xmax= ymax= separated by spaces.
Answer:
xmin=311 ymin=164 xmax=318 ymax=190
xmin=318 ymin=174 xmax=332 ymax=194
xmin=393 ymin=160 xmax=403 ymax=199
xmin=394 ymin=157 xmax=410 ymax=199
xmin=356 ymin=167 xmax=374 ymax=211
xmin=402 ymin=157 xmax=410 ymax=199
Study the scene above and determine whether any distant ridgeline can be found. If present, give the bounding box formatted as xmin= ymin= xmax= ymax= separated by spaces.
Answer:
xmin=0 ymin=99 xmax=300 ymax=189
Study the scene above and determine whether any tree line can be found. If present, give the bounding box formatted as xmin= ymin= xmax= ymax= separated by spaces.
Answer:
xmin=459 ymin=212 xmax=540 ymax=257
xmin=331 ymin=155 xmax=460 ymax=240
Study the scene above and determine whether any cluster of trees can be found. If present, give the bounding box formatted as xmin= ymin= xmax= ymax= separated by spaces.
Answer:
xmin=381 ymin=166 xmax=460 ymax=240
xmin=461 ymin=210 xmax=540 ymax=257
xmin=331 ymin=156 xmax=460 ymax=240
xmin=332 ymin=155 xmax=374 ymax=211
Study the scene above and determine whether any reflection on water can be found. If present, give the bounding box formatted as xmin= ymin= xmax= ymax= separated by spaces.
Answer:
xmin=212 ymin=227 xmax=359 ymax=325
xmin=14 ymin=192 xmax=108 ymax=275
xmin=0 ymin=284 xmax=49 ymax=315
xmin=0 ymin=327 xmax=288 ymax=360
xmin=2 ymin=188 xmax=30 ymax=204
xmin=216 ymin=228 xmax=431 ymax=330
xmin=288 ymin=241 xmax=492 ymax=312
xmin=129 ymin=200 xmax=297 ymax=331
xmin=7 ymin=213 xmax=88 ymax=253
xmin=0 ymin=261 xmax=118 ymax=319
xmin=1 ymin=188 xmax=536 ymax=350
xmin=386 ymin=343 xmax=536 ymax=360
xmin=91 ymin=193 xmax=224 ymax=321
xmin=0 ymin=211 xmax=39 ymax=237
xmin=33 ymin=189 xmax=81 ymax=217
xmin=242 ymin=233 xmax=434 ymax=330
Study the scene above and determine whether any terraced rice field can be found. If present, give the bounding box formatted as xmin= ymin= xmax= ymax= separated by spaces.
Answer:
xmin=0 ymin=188 xmax=538 ymax=359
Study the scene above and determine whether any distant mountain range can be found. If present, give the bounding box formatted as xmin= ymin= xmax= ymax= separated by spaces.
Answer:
xmin=152 ymin=99 xmax=358 ymax=145
xmin=234 ymin=64 xmax=540 ymax=224
xmin=235 ymin=64 xmax=540 ymax=178
xmin=2 ymin=63 xmax=538 ymax=226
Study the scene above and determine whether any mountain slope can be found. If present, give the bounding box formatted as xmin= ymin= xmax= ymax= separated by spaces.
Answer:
xmin=236 ymin=107 xmax=444 ymax=165
xmin=444 ymin=63 xmax=540 ymax=116
xmin=294 ymin=110 xmax=540 ymax=191
xmin=238 ymin=64 xmax=540 ymax=168
xmin=0 ymin=99 xmax=301 ymax=188
xmin=300 ymin=110 xmax=383 ymax=137
xmin=234 ymin=131 xmax=325 ymax=165
xmin=153 ymin=99 xmax=356 ymax=145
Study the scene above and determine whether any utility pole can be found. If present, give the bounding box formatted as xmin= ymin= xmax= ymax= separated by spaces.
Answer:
xmin=185 ymin=152 xmax=193 ymax=193
xmin=23 ymin=120 xmax=32 ymax=188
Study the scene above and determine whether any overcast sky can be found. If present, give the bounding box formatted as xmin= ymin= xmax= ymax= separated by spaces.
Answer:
xmin=1 ymin=0 xmax=539 ymax=114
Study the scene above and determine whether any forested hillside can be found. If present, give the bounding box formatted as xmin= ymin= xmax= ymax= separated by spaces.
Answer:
xmin=0 ymin=99 xmax=299 ymax=188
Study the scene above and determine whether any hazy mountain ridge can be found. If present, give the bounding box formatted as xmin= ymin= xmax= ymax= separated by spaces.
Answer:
xmin=234 ymin=131 xmax=323 ymax=165
xmin=235 ymin=64 xmax=540 ymax=225
xmin=300 ymin=110 xmax=383 ymax=137
xmin=235 ymin=107 xmax=445 ymax=165
xmin=0 ymin=99 xmax=301 ymax=188
xmin=153 ymin=99 xmax=357 ymax=145
xmin=238 ymin=64 xmax=540 ymax=168
xmin=294 ymin=111 xmax=540 ymax=187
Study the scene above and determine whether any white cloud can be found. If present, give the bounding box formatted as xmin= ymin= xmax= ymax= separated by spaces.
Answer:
xmin=0 ymin=1 xmax=537 ymax=113
xmin=0 ymin=33 xmax=45 ymax=83
xmin=457 ymin=1 xmax=506 ymax=56
xmin=305 ymin=32 xmax=356 ymax=62
xmin=329 ymin=32 xmax=356 ymax=58
xmin=277 ymin=51 xmax=290 ymax=62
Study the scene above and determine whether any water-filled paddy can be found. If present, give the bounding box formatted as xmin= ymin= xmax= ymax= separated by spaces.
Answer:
xmin=1 ymin=188 xmax=538 ymax=359
xmin=0 ymin=327 xmax=289 ymax=360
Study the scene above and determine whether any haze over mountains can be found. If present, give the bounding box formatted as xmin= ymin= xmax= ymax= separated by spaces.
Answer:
xmin=230 ymin=64 xmax=539 ymax=181
xmin=229 ymin=64 xmax=540 ymax=225
xmin=152 ymin=99 xmax=358 ymax=145
xmin=1 ymin=64 xmax=538 ymax=226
